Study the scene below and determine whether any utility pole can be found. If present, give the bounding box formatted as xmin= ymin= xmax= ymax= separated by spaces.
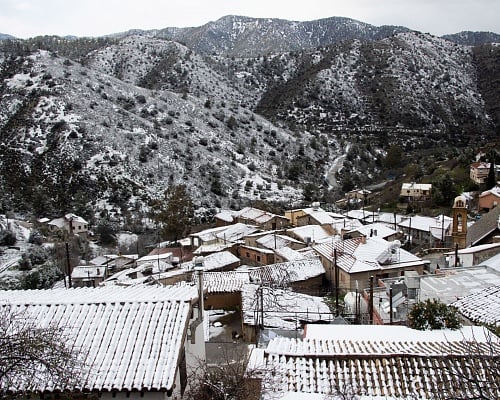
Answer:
xmin=334 ymin=248 xmax=339 ymax=317
xmin=368 ymin=276 xmax=374 ymax=325
xmin=389 ymin=286 xmax=393 ymax=325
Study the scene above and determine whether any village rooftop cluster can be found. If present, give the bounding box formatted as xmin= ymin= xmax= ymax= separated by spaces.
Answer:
xmin=1 ymin=173 xmax=500 ymax=398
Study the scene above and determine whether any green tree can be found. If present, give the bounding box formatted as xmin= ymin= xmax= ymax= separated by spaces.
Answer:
xmin=433 ymin=173 xmax=458 ymax=207
xmin=383 ymin=144 xmax=403 ymax=170
xmin=154 ymin=184 xmax=194 ymax=242
xmin=486 ymin=158 xmax=496 ymax=190
xmin=96 ymin=219 xmax=118 ymax=246
xmin=408 ymin=299 xmax=462 ymax=330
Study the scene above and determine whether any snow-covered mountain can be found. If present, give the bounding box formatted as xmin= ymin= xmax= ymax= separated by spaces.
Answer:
xmin=0 ymin=16 xmax=498 ymax=224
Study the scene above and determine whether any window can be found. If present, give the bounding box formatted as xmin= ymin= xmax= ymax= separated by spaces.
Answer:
xmin=257 ymin=255 xmax=261 ymax=262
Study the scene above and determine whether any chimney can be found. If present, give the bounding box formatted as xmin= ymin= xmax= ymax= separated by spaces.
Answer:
xmin=194 ymin=257 xmax=205 ymax=321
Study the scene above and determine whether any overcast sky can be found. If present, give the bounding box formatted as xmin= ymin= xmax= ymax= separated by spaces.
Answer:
xmin=1 ymin=0 xmax=499 ymax=39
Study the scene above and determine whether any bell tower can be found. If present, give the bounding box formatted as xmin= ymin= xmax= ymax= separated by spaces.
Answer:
xmin=451 ymin=195 xmax=467 ymax=249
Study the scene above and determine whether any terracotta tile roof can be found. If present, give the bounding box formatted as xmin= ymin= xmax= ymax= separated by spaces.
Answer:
xmin=252 ymin=327 xmax=500 ymax=399
xmin=452 ymin=284 xmax=500 ymax=327
xmin=0 ymin=286 xmax=196 ymax=393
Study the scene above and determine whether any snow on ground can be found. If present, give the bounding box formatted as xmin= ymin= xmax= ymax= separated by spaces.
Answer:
xmin=117 ymin=232 xmax=139 ymax=248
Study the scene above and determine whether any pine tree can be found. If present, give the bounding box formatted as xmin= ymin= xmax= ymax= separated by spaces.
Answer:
xmin=154 ymin=184 xmax=194 ymax=242
xmin=486 ymin=158 xmax=496 ymax=189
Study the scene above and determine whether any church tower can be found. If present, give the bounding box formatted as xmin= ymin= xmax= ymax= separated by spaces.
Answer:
xmin=451 ymin=195 xmax=467 ymax=249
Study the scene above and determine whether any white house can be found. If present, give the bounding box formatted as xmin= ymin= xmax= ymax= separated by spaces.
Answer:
xmin=48 ymin=213 xmax=89 ymax=236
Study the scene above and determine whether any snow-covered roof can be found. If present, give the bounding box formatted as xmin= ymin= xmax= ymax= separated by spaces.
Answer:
xmin=275 ymin=246 xmax=305 ymax=261
xmin=198 ymin=271 xmax=251 ymax=293
xmin=419 ymin=266 xmax=500 ymax=304
xmin=313 ymin=236 xmax=423 ymax=274
xmin=64 ymin=213 xmax=88 ymax=224
xmin=192 ymin=222 xmax=259 ymax=244
xmin=398 ymin=215 xmax=452 ymax=234
xmin=401 ymin=182 xmax=432 ymax=191
xmin=250 ymin=258 xmax=325 ymax=284
xmin=137 ymin=252 xmax=173 ymax=263
xmin=47 ymin=217 xmax=66 ymax=228
xmin=48 ymin=213 xmax=88 ymax=228
xmin=235 ymin=206 xmax=283 ymax=224
xmin=89 ymin=255 xmax=112 ymax=266
xmin=345 ymin=222 xmax=398 ymax=239
xmin=452 ymin=284 xmax=500 ymax=327
xmin=286 ymin=225 xmax=332 ymax=243
xmin=298 ymin=210 xmax=336 ymax=225
xmin=251 ymin=325 xmax=499 ymax=399
xmin=242 ymin=285 xmax=331 ymax=329
xmin=444 ymin=242 xmax=500 ymax=255
xmin=0 ymin=286 xmax=195 ymax=393
xmin=0 ymin=285 xmax=198 ymax=304
xmin=193 ymin=242 xmax=234 ymax=255
xmin=256 ymin=234 xmax=301 ymax=250
xmin=71 ymin=265 xmax=106 ymax=279
xmin=214 ymin=209 xmax=237 ymax=223
xmin=182 ymin=250 xmax=240 ymax=271
xmin=345 ymin=209 xmax=370 ymax=221
xmin=480 ymin=186 xmax=500 ymax=198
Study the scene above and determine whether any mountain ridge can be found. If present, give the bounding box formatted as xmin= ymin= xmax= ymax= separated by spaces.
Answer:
xmin=0 ymin=17 xmax=498 ymax=224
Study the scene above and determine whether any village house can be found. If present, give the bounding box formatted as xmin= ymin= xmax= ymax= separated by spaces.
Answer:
xmin=197 ymin=257 xmax=327 ymax=342
xmin=47 ymin=213 xmax=89 ymax=237
xmin=346 ymin=188 xmax=372 ymax=206
xmin=343 ymin=222 xmax=402 ymax=242
xmin=238 ymin=244 xmax=276 ymax=266
xmin=248 ymin=257 xmax=326 ymax=294
xmin=398 ymin=214 xmax=452 ymax=248
xmin=241 ymin=284 xmax=332 ymax=343
xmin=244 ymin=231 xmax=304 ymax=251
xmin=284 ymin=224 xmax=333 ymax=245
xmin=470 ymin=161 xmax=498 ymax=185
xmin=312 ymin=236 xmax=427 ymax=292
xmin=444 ymin=242 xmax=500 ymax=268
xmin=284 ymin=203 xmax=323 ymax=227
xmin=234 ymin=207 xmax=290 ymax=230
xmin=400 ymin=182 xmax=432 ymax=202
xmin=295 ymin=208 xmax=336 ymax=228
xmin=71 ymin=265 xmax=106 ymax=287
xmin=478 ymin=186 xmax=500 ymax=211
xmin=0 ymin=285 xmax=206 ymax=399
xmin=466 ymin=206 xmax=500 ymax=247
xmin=215 ymin=207 xmax=289 ymax=230
xmin=189 ymin=222 xmax=259 ymax=254
xmin=247 ymin=324 xmax=500 ymax=399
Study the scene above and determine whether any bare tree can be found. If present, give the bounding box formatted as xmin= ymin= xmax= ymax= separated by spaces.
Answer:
xmin=183 ymin=347 xmax=260 ymax=400
xmin=431 ymin=330 xmax=500 ymax=400
xmin=0 ymin=304 xmax=86 ymax=398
